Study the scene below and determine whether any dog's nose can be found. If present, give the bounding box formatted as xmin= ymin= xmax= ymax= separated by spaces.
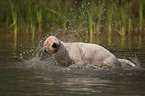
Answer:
xmin=52 ymin=43 xmax=58 ymax=48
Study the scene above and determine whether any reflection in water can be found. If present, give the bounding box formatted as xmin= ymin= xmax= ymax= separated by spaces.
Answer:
xmin=0 ymin=52 xmax=145 ymax=96
xmin=39 ymin=68 xmax=145 ymax=96
xmin=138 ymin=36 xmax=143 ymax=49
xmin=42 ymin=71 xmax=112 ymax=95
xmin=62 ymin=77 xmax=111 ymax=93
xmin=121 ymin=36 xmax=125 ymax=49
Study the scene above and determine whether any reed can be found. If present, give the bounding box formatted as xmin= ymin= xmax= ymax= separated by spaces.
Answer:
xmin=121 ymin=6 xmax=127 ymax=36
xmin=88 ymin=10 xmax=93 ymax=43
xmin=31 ymin=24 xmax=35 ymax=46
xmin=128 ymin=18 xmax=132 ymax=36
xmin=139 ymin=0 xmax=143 ymax=33
xmin=37 ymin=8 xmax=42 ymax=33
xmin=107 ymin=1 xmax=113 ymax=44
xmin=0 ymin=0 xmax=144 ymax=46
xmin=138 ymin=36 xmax=142 ymax=49
xmin=127 ymin=1 xmax=132 ymax=35
xmin=120 ymin=4 xmax=127 ymax=47
xmin=90 ymin=1 xmax=104 ymax=44
xmin=10 ymin=1 xmax=17 ymax=48
xmin=78 ymin=1 xmax=91 ymax=42
xmin=96 ymin=2 xmax=104 ymax=35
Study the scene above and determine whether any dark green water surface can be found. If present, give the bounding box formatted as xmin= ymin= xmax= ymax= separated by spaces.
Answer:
xmin=0 ymin=35 xmax=145 ymax=96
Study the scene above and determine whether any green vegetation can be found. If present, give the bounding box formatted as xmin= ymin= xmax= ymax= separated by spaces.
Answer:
xmin=139 ymin=0 xmax=143 ymax=33
xmin=0 ymin=0 xmax=144 ymax=45
xmin=107 ymin=1 xmax=113 ymax=44
xmin=10 ymin=1 xmax=17 ymax=48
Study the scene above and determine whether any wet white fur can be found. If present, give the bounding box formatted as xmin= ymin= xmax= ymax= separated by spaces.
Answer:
xmin=44 ymin=36 xmax=136 ymax=68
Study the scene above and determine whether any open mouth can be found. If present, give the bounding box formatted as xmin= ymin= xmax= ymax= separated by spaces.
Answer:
xmin=44 ymin=49 xmax=48 ymax=53
xmin=44 ymin=49 xmax=51 ymax=55
xmin=44 ymin=49 xmax=55 ymax=55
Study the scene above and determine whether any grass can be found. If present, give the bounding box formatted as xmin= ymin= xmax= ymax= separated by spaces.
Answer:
xmin=96 ymin=2 xmax=104 ymax=36
xmin=88 ymin=9 xmax=93 ymax=43
xmin=121 ymin=6 xmax=127 ymax=36
xmin=0 ymin=0 xmax=144 ymax=46
xmin=10 ymin=1 xmax=17 ymax=48
xmin=139 ymin=0 xmax=143 ymax=33
xmin=107 ymin=1 xmax=113 ymax=44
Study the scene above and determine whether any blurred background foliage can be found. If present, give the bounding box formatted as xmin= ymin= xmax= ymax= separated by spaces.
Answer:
xmin=0 ymin=0 xmax=144 ymax=44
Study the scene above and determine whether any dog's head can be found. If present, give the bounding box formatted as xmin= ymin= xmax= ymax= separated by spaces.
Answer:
xmin=43 ymin=36 xmax=60 ymax=55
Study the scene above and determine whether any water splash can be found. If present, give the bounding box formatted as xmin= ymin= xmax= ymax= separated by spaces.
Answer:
xmin=29 ymin=47 xmax=44 ymax=63
xmin=19 ymin=38 xmax=46 ymax=67
xmin=19 ymin=34 xmax=142 ymax=71
xmin=129 ymin=54 xmax=141 ymax=69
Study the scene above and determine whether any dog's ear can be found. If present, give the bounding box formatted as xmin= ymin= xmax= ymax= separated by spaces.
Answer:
xmin=52 ymin=43 xmax=57 ymax=48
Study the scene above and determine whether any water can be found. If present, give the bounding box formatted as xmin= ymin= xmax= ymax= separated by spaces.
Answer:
xmin=0 ymin=35 xmax=145 ymax=96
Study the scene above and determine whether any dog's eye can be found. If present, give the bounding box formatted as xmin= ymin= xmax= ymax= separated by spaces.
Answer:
xmin=52 ymin=43 xmax=57 ymax=48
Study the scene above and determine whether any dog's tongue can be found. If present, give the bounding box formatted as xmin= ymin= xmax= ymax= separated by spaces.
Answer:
xmin=47 ymin=52 xmax=51 ymax=56
xmin=47 ymin=52 xmax=53 ymax=56
xmin=44 ymin=50 xmax=51 ymax=55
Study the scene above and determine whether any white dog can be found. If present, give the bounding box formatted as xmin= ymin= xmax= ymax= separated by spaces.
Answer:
xmin=43 ymin=36 xmax=136 ymax=68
